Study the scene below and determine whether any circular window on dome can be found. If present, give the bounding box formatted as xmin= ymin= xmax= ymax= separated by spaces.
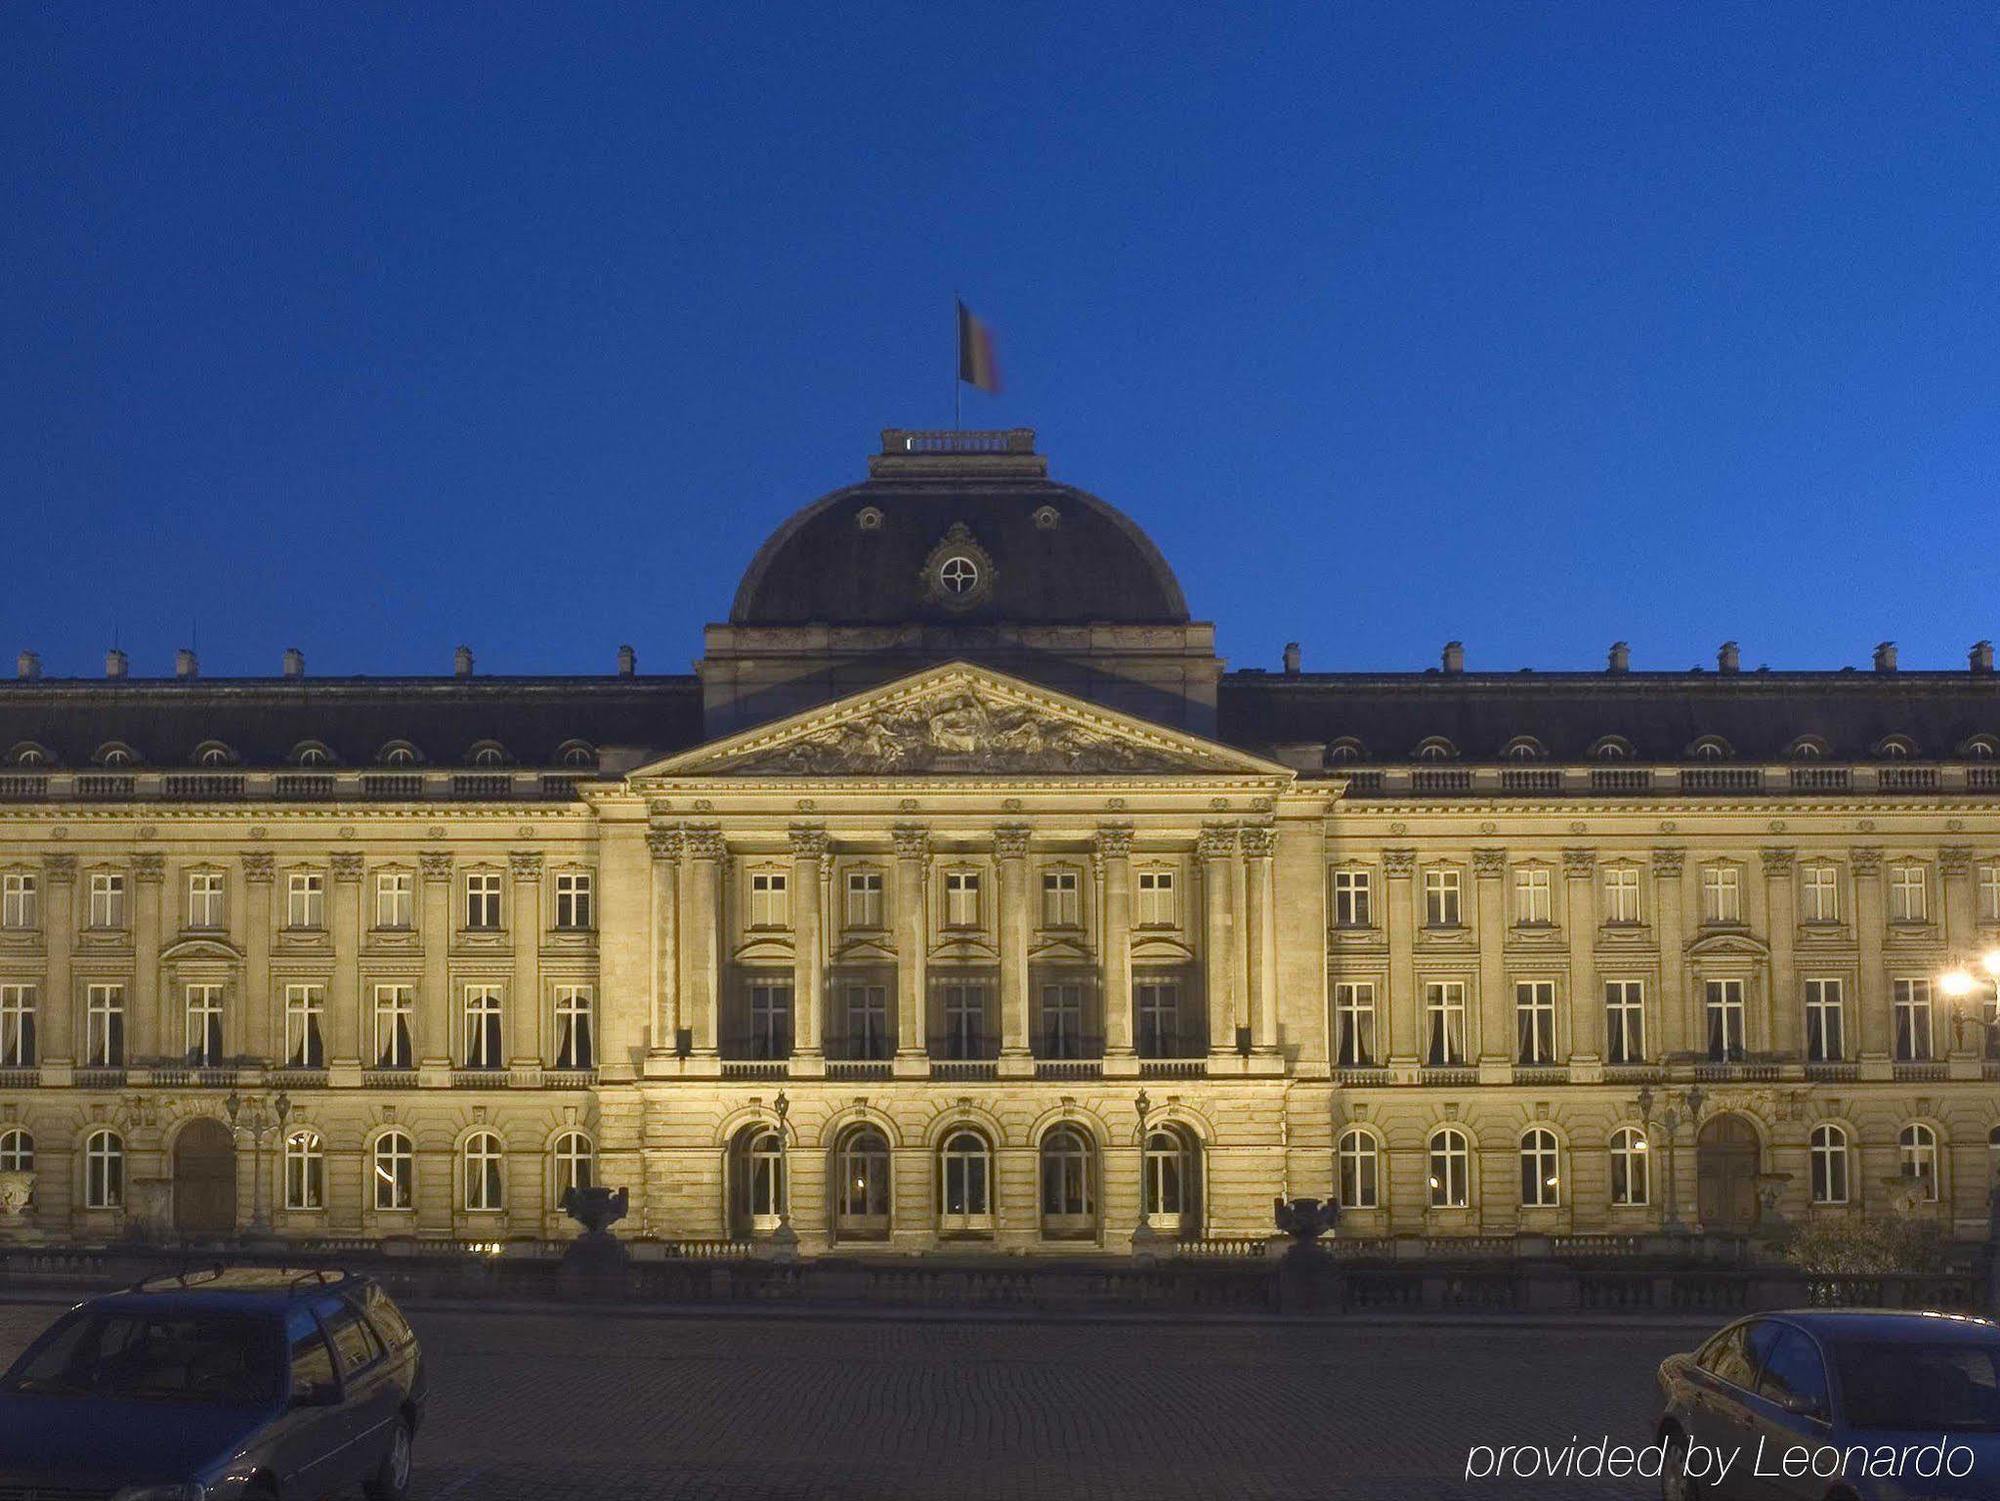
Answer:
xmin=855 ymin=505 xmax=884 ymax=531
xmin=920 ymin=522 xmax=996 ymax=609
xmin=938 ymin=556 xmax=980 ymax=595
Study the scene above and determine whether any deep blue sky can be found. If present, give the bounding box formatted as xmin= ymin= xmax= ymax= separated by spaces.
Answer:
xmin=4 ymin=4 xmax=1996 ymax=680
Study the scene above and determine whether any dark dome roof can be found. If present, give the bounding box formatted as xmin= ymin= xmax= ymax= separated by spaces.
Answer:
xmin=729 ymin=435 xmax=1190 ymax=627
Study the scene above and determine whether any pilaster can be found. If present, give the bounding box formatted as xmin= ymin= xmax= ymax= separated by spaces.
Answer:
xmin=1383 ymin=848 xmax=1417 ymax=1068
xmin=1200 ymin=825 xmax=1238 ymax=1059
xmin=329 ymin=852 xmax=364 ymax=1080
xmin=1760 ymin=847 xmax=1799 ymax=1059
xmin=1852 ymin=847 xmax=1890 ymax=1066
xmin=242 ymin=853 xmax=274 ymax=1065
xmin=994 ymin=825 xmax=1033 ymax=1075
xmin=644 ymin=827 xmax=682 ymax=1072
xmin=508 ymin=852 xmax=543 ymax=1067
xmin=790 ymin=825 xmax=827 ymax=1075
xmin=1563 ymin=848 xmax=1599 ymax=1072
xmin=1241 ymin=824 xmax=1282 ymax=1071
xmin=1651 ymin=848 xmax=1687 ymax=1058
xmin=683 ymin=826 xmax=725 ymax=1072
xmin=41 ymin=854 xmax=75 ymax=1068
xmin=891 ymin=824 xmax=930 ymax=1074
xmin=1473 ymin=848 xmax=1508 ymax=1071
xmin=1096 ymin=825 xmax=1136 ymax=1074
xmin=131 ymin=854 xmax=164 ymax=1064
xmin=418 ymin=852 xmax=452 ymax=1070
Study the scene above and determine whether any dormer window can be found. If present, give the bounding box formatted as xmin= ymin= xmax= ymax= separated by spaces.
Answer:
xmin=1688 ymin=736 xmax=1733 ymax=762
xmin=95 ymin=743 xmax=136 ymax=768
xmin=1961 ymin=736 xmax=1998 ymax=761
xmin=1785 ymin=736 xmax=1828 ymax=761
xmin=194 ymin=742 xmax=235 ymax=768
xmin=1324 ymin=738 xmax=1366 ymax=766
xmin=1501 ymin=737 xmax=1545 ymax=762
xmin=468 ymin=743 xmax=510 ymax=768
xmin=556 ymin=741 xmax=597 ymax=769
xmin=290 ymin=741 xmax=333 ymax=767
xmin=8 ymin=744 xmax=48 ymax=767
xmin=377 ymin=742 xmax=421 ymax=767
xmin=1589 ymin=736 xmax=1634 ymax=762
xmin=1413 ymin=737 xmax=1457 ymax=763
xmin=1875 ymin=735 xmax=1918 ymax=760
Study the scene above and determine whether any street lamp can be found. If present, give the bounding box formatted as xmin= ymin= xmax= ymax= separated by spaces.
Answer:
xmin=224 ymin=1090 xmax=291 ymax=1239
xmin=769 ymin=1091 xmax=798 ymax=1260
xmin=1636 ymin=1084 xmax=1707 ymax=1236
xmin=1941 ymin=950 xmax=2000 ymax=1056
xmin=1130 ymin=1090 xmax=1162 ymax=1260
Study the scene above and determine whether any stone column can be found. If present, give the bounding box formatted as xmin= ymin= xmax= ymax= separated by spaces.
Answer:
xmin=1383 ymin=849 xmax=1417 ymax=1067
xmin=1096 ymin=826 xmax=1136 ymax=1071
xmin=646 ymin=828 xmax=681 ymax=1060
xmin=790 ymin=825 xmax=827 ymax=1072
xmin=242 ymin=854 xmax=274 ymax=1064
xmin=1474 ymin=849 xmax=1509 ymax=1067
xmin=1652 ymin=848 xmax=1687 ymax=1058
xmin=1200 ymin=825 xmax=1238 ymax=1058
xmin=41 ymin=854 xmax=75 ymax=1067
xmin=1564 ymin=849 xmax=1599 ymax=1067
xmin=1242 ymin=825 xmax=1280 ymax=1059
xmin=508 ymin=853 xmax=543 ymax=1067
xmin=419 ymin=852 xmax=453 ymax=1067
xmin=684 ymin=827 xmax=724 ymax=1062
xmin=891 ymin=825 xmax=929 ymax=1071
xmin=132 ymin=854 xmax=164 ymax=1065
xmin=1761 ymin=848 xmax=1799 ymax=1058
xmin=1852 ymin=847 xmax=1889 ymax=1061
xmin=994 ymin=825 xmax=1032 ymax=1072
xmin=329 ymin=853 xmax=363 ymax=1073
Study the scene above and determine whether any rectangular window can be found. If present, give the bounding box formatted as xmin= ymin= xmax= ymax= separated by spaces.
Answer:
xmin=374 ymin=871 xmax=414 ymax=929
xmin=1514 ymin=868 xmax=1553 ymax=925
xmin=1423 ymin=869 xmax=1462 ymax=927
xmin=1804 ymin=978 xmax=1845 ymax=1062
xmin=554 ymin=872 xmax=593 ymax=930
xmin=1893 ymin=978 xmax=1933 ymax=1061
xmin=187 ymin=870 xmax=225 ymax=929
xmin=553 ymin=985 xmax=594 ymax=1069
xmin=1982 ymin=864 xmax=2000 ymax=924
xmin=86 ymin=983 xmax=124 ymax=1067
xmin=1605 ymin=980 xmax=1645 ymax=1064
xmin=1515 ymin=980 xmax=1556 ymax=1063
xmin=284 ymin=984 xmax=325 ymax=1068
xmin=845 ymin=871 xmax=884 ymax=929
xmin=1041 ymin=870 xmax=1081 ymax=928
xmin=1 ymin=873 xmax=38 ymax=929
xmin=1701 ymin=865 xmax=1741 ymax=925
xmin=747 ymin=981 xmax=792 ymax=1059
xmin=842 ymin=983 xmax=890 ymax=1059
xmin=1040 ymin=982 xmax=1084 ymax=1058
xmin=938 ymin=981 xmax=987 ymax=1058
xmin=1889 ymin=864 xmax=1929 ymax=923
xmin=1331 ymin=869 xmax=1373 ymax=928
xmin=1802 ymin=864 xmax=1839 ymax=923
xmin=1333 ymin=982 xmax=1376 ymax=1067
xmin=373 ymin=984 xmax=414 ymax=1069
xmin=185 ymin=983 xmax=224 ymax=1066
xmin=1602 ymin=867 xmax=1641 ymax=924
xmin=944 ymin=871 xmax=980 ymax=927
xmin=1423 ymin=981 xmax=1466 ymax=1065
xmin=88 ymin=871 xmax=127 ymax=929
xmin=286 ymin=871 xmax=324 ymax=930
xmin=749 ymin=872 xmax=788 ymax=928
xmin=0 ymin=985 xmax=35 ymax=1067
xmin=462 ymin=986 xmax=504 ymax=1068
xmin=1703 ymin=979 xmax=1746 ymax=1061
xmin=1135 ymin=980 xmax=1182 ymax=1058
xmin=464 ymin=873 xmax=502 ymax=929
xmin=1136 ymin=870 xmax=1175 ymax=927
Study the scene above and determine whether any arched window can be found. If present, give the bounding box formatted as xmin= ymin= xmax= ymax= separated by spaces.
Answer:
xmin=1786 ymin=736 xmax=1828 ymax=761
xmin=1875 ymin=735 xmax=1918 ymax=761
xmin=1899 ymin=1123 xmax=1939 ymax=1202
xmin=468 ymin=743 xmax=509 ymax=768
xmin=1608 ymin=1127 xmax=1649 ymax=1207
xmin=284 ymin=1130 xmax=325 ymax=1210
xmin=1519 ymin=1128 xmax=1560 ymax=1208
xmin=732 ymin=1127 xmax=786 ymax=1234
xmin=0 ymin=1127 xmax=31 ymax=1171
xmin=1962 ymin=736 xmax=1998 ymax=761
xmin=834 ymin=1126 xmax=892 ymax=1240
xmin=463 ymin=1131 xmax=504 ymax=1212
xmin=290 ymin=742 xmax=333 ymax=767
xmin=379 ymin=742 xmax=419 ymax=767
xmin=85 ymin=1129 xmax=123 ymax=1209
xmin=1414 ymin=737 xmax=1457 ymax=763
xmin=1688 ymin=736 xmax=1733 ymax=762
xmin=1143 ymin=1126 xmax=1199 ymax=1234
xmin=373 ymin=1131 xmax=414 ymax=1211
xmin=1039 ymin=1126 xmax=1096 ymax=1238
xmin=1501 ymin=737 xmax=1545 ymax=762
xmin=557 ymin=741 xmax=597 ymax=769
xmin=939 ymin=1129 xmax=992 ymax=1231
xmin=1810 ymin=1124 xmax=1850 ymax=1205
xmin=194 ymin=742 xmax=235 ymax=768
xmin=95 ymin=743 xmax=135 ymax=768
xmin=1324 ymin=738 xmax=1366 ymax=766
xmin=1428 ymin=1127 xmax=1469 ymax=1209
xmin=1589 ymin=736 xmax=1634 ymax=761
xmin=552 ymin=1131 xmax=594 ymax=1203
xmin=1336 ymin=1127 xmax=1379 ymax=1210
xmin=9 ymin=743 xmax=49 ymax=768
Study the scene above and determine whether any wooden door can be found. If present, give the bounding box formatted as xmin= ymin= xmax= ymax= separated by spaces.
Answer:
xmin=1695 ymin=1114 xmax=1760 ymax=1231
xmin=172 ymin=1117 xmax=237 ymax=1236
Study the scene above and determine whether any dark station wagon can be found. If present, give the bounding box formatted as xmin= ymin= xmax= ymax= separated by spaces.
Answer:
xmin=0 ymin=1267 xmax=427 ymax=1501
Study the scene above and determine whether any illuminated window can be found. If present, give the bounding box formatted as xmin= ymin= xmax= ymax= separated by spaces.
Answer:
xmin=1428 ymin=1127 xmax=1469 ymax=1208
xmin=1609 ymin=1127 xmax=1649 ymax=1206
xmin=284 ymin=984 xmax=325 ymax=1069
xmin=284 ymin=1130 xmax=325 ymax=1210
xmin=1519 ymin=1127 xmax=1560 ymax=1208
xmin=463 ymin=1131 xmax=504 ymax=1211
xmin=373 ymin=1131 xmax=414 ymax=1210
xmin=1892 ymin=979 xmax=1933 ymax=1061
xmin=1333 ymin=983 xmax=1376 ymax=1067
xmin=1899 ymin=1123 xmax=1939 ymax=1202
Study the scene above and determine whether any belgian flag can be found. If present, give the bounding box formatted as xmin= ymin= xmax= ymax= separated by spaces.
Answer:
xmin=957 ymin=300 xmax=1001 ymax=394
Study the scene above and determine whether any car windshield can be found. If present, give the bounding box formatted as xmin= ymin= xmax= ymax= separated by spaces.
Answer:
xmin=1832 ymin=1340 xmax=2000 ymax=1432
xmin=1 ymin=1310 xmax=282 ymax=1405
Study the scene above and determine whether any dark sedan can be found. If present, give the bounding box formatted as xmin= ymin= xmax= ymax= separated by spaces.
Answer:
xmin=0 ymin=1267 xmax=426 ymax=1501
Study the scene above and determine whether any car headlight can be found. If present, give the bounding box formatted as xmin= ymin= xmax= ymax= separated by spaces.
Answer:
xmin=112 ymin=1485 xmax=207 ymax=1501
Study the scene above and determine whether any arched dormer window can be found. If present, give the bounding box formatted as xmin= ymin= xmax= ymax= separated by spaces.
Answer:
xmin=193 ymin=741 xmax=236 ymax=768
xmin=376 ymin=741 xmax=422 ymax=767
xmin=94 ymin=742 xmax=137 ymax=768
xmin=7 ymin=743 xmax=50 ymax=768
xmin=289 ymin=741 xmax=334 ymax=767
xmin=1500 ymin=736 xmax=1545 ymax=762
xmin=1413 ymin=737 xmax=1457 ymax=763
xmin=555 ymin=740 xmax=597 ymax=769
xmin=467 ymin=741 xmax=511 ymax=768
xmin=1686 ymin=736 xmax=1733 ymax=762
xmin=1588 ymin=735 xmax=1634 ymax=762
xmin=1959 ymin=735 xmax=1998 ymax=761
xmin=1324 ymin=738 xmax=1366 ymax=766
xmin=1874 ymin=734 xmax=1919 ymax=761
xmin=1785 ymin=736 xmax=1828 ymax=761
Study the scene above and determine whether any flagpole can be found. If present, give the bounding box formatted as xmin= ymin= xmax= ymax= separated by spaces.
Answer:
xmin=952 ymin=294 xmax=961 ymax=431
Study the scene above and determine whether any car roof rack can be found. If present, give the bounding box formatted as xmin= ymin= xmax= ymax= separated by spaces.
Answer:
xmin=129 ymin=1262 xmax=229 ymax=1293
xmin=124 ymin=1264 xmax=365 ymax=1296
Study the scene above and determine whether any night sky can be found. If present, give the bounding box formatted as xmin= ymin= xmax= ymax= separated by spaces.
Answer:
xmin=3 ymin=5 xmax=1996 ymax=681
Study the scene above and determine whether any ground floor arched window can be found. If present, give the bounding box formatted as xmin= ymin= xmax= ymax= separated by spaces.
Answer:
xmin=373 ymin=1131 xmax=414 ymax=1211
xmin=939 ymin=1129 xmax=992 ymax=1234
xmin=1899 ymin=1123 xmax=1939 ymax=1202
xmin=0 ymin=1127 xmax=30 ymax=1173
xmin=553 ymin=1131 xmax=594 ymax=1203
xmin=1608 ymin=1126 xmax=1648 ymax=1206
xmin=1809 ymin=1124 xmax=1849 ymax=1205
xmin=1336 ymin=1128 xmax=1378 ymax=1209
xmin=731 ymin=1126 xmax=786 ymax=1236
xmin=1142 ymin=1126 xmax=1199 ymax=1236
xmin=464 ymin=1131 xmax=505 ymax=1212
xmin=1428 ymin=1127 xmax=1469 ymax=1209
xmin=284 ymin=1129 xmax=325 ymax=1210
xmin=1519 ymin=1128 xmax=1559 ymax=1208
xmin=85 ymin=1129 xmax=123 ymax=1209
xmin=1039 ymin=1126 xmax=1096 ymax=1240
xmin=834 ymin=1126 xmax=891 ymax=1240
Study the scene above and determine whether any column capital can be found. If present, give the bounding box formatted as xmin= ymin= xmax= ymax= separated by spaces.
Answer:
xmin=1381 ymin=847 xmax=1416 ymax=877
xmin=1650 ymin=846 xmax=1685 ymax=879
xmin=993 ymin=824 xmax=1032 ymax=859
xmin=1239 ymin=824 xmax=1276 ymax=860
xmin=241 ymin=852 xmax=275 ymax=884
xmin=1561 ymin=847 xmax=1596 ymax=879
xmin=646 ymin=826 xmax=683 ymax=862
xmin=419 ymin=850 xmax=454 ymax=883
xmin=43 ymin=852 xmax=77 ymax=883
xmin=789 ymin=824 xmax=830 ymax=862
xmin=1472 ymin=847 xmax=1507 ymax=878
xmin=133 ymin=853 xmax=165 ymax=884
xmin=1850 ymin=845 xmax=1883 ymax=878
xmin=891 ymin=823 xmax=930 ymax=860
xmin=684 ymin=825 xmax=726 ymax=861
xmin=331 ymin=852 xmax=365 ymax=883
xmin=508 ymin=851 xmax=543 ymax=882
xmin=1941 ymin=845 xmax=1974 ymax=878
xmin=1092 ymin=824 xmax=1134 ymax=861
xmin=1197 ymin=823 xmax=1237 ymax=862
xmin=1758 ymin=846 xmax=1797 ymax=877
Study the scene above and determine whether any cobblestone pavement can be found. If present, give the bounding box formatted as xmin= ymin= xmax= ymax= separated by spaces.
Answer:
xmin=0 ymin=1300 xmax=1696 ymax=1500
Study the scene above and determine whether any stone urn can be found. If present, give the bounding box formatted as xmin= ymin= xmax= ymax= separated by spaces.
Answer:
xmin=1272 ymin=1196 xmax=1342 ymax=1314
xmin=557 ymin=1186 xmax=632 ymax=1296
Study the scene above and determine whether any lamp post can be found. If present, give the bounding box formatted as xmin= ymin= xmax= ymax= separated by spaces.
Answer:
xmin=1636 ymin=1084 xmax=1706 ymax=1236
xmin=1940 ymin=949 xmax=2000 ymax=1057
xmin=1130 ymin=1089 xmax=1162 ymax=1260
xmin=224 ymin=1090 xmax=290 ymax=1240
xmin=769 ymin=1091 xmax=798 ymax=1260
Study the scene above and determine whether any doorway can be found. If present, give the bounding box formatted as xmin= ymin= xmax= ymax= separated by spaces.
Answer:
xmin=1695 ymin=1113 xmax=1760 ymax=1231
xmin=172 ymin=1117 xmax=237 ymax=1237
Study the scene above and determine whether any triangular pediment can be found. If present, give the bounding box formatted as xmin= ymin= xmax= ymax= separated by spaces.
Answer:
xmin=633 ymin=663 xmax=1290 ymax=780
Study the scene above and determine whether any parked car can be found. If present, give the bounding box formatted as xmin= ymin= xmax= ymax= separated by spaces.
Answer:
xmin=1656 ymin=1309 xmax=2000 ymax=1500
xmin=0 ymin=1266 xmax=427 ymax=1500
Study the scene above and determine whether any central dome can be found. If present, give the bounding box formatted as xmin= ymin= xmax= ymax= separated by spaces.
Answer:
xmin=729 ymin=429 xmax=1190 ymax=627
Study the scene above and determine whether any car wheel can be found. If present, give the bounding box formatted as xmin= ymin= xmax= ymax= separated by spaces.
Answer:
xmin=1660 ymin=1427 xmax=1703 ymax=1501
xmin=363 ymin=1415 xmax=414 ymax=1501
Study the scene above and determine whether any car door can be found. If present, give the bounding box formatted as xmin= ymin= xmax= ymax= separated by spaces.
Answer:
xmin=319 ymin=1294 xmax=399 ymax=1491
xmin=273 ymin=1307 xmax=346 ymax=1500
xmin=1743 ymin=1324 xmax=1832 ymax=1501
xmin=1686 ymin=1320 xmax=1763 ymax=1497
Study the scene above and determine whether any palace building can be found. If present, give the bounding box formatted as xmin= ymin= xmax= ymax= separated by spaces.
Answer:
xmin=1 ymin=427 xmax=1998 ymax=1254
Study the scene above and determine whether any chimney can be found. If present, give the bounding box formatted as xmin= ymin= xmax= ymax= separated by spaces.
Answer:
xmin=453 ymin=645 xmax=474 ymax=679
xmin=1441 ymin=641 xmax=1465 ymax=675
xmin=282 ymin=647 xmax=305 ymax=679
xmin=616 ymin=644 xmax=636 ymax=677
xmin=1282 ymin=642 xmax=1301 ymax=675
xmin=15 ymin=650 xmax=40 ymax=681
xmin=1873 ymin=641 xmax=1898 ymax=673
xmin=105 ymin=648 xmax=128 ymax=679
xmin=1717 ymin=641 xmax=1740 ymax=674
xmin=175 ymin=648 xmax=199 ymax=680
xmin=1607 ymin=641 xmax=1630 ymax=674
xmin=1974 ymin=640 xmax=1995 ymax=675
